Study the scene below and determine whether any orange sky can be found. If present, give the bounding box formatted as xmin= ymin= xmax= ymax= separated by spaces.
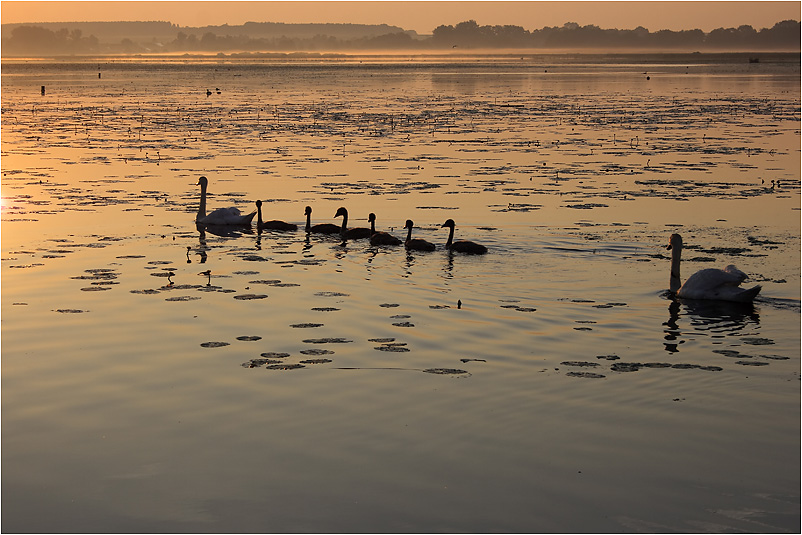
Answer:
xmin=1 ymin=1 xmax=799 ymax=34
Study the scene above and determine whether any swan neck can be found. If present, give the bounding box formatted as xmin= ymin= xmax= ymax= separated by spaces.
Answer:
xmin=370 ymin=219 xmax=376 ymax=233
xmin=340 ymin=212 xmax=348 ymax=232
xmin=305 ymin=211 xmax=311 ymax=232
xmin=257 ymin=204 xmax=263 ymax=226
xmin=406 ymin=225 xmax=413 ymax=242
xmin=198 ymin=182 xmax=207 ymax=220
xmin=669 ymin=243 xmax=682 ymax=293
xmin=446 ymin=226 xmax=454 ymax=248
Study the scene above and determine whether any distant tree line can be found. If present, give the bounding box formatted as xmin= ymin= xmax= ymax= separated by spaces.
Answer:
xmin=1 ymin=19 xmax=799 ymax=55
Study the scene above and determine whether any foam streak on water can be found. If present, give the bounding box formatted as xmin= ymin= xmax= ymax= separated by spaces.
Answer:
xmin=2 ymin=54 xmax=800 ymax=533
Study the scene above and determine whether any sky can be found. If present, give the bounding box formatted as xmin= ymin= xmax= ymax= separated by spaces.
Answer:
xmin=1 ymin=1 xmax=799 ymax=34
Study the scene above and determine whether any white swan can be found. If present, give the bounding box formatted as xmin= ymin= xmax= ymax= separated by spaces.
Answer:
xmin=196 ymin=176 xmax=255 ymax=226
xmin=441 ymin=219 xmax=487 ymax=254
xmin=667 ymin=233 xmax=760 ymax=302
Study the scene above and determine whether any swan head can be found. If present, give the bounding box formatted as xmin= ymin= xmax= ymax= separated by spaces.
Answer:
xmin=441 ymin=219 xmax=456 ymax=229
xmin=667 ymin=233 xmax=682 ymax=251
xmin=255 ymin=200 xmax=263 ymax=209
xmin=198 ymin=176 xmax=208 ymax=187
xmin=305 ymin=206 xmax=312 ymax=215
xmin=334 ymin=207 xmax=348 ymax=218
xmin=368 ymin=213 xmax=376 ymax=222
xmin=404 ymin=219 xmax=414 ymax=229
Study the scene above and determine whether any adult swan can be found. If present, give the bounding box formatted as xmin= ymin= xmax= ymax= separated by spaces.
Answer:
xmin=667 ymin=233 xmax=760 ymax=302
xmin=196 ymin=176 xmax=256 ymax=225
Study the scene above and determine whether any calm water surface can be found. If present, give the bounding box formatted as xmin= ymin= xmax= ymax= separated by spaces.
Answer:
xmin=2 ymin=54 xmax=800 ymax=533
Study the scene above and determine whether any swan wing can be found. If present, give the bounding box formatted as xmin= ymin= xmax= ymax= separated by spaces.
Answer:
xmin=678 ymin=267 xmax=759 ymax=302
xmin=199 ymin=207 xmax=255 ymax=225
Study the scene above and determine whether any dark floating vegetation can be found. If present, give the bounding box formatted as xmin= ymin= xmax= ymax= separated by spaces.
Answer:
xmin=311 ymin=307 xmax=340 ymax=312
xmin=299 ymin=358 xmax=333 ymax=364
xmin=300 ymin=348 xmax=335 ymax=355
xmin=55 ymin=308 xmax=88 ymax=313
xmin=290 ymin=323 xmax=324 ymax=328
xmin=266 ymin=363 xmax=305 ymax=370
xmin=422 ymin=368 xmax=470 ymax=376
xmin=233 ymin=294 xmax=269 ymax=300
xmin=566 ymin=371 xmax=606 ymax=378
xmin=315 ymin=291 xmax=350 ymax=297
xmin=302 ymin=337 xmax=353 ymax=344
xmin=236 ymin=335 xmax=262 ymax=341
xmin=261 ymin=352 xmax=291 ymax=359
xmin=200 ymin=341 xmax=230 ymax=348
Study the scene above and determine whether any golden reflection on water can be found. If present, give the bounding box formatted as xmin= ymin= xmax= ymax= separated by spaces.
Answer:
xmin=2 ymin=55 xmax=800 ymax=533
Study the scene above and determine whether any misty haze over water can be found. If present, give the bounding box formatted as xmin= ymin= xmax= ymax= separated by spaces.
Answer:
xmin=1 ymin=18 xmax=799 ymax=55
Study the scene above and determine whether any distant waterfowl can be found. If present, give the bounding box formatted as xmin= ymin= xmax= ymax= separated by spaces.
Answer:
xmin=304 ymin=206 xmax=340 ymax=234
xmin=441 ymin=219 xmax=487 ymax=255
xmin=334 ymin=207 xmax=371 ymax=240
xmin=667 ymin=233 xmax=761 ymax=302
xmin=196 ymin=176 xmax=255 ymax=226
xmin=369 ymin=213 xmax=401 ymax=246
xmin=255 ymin=200 xmax=297 ymax=231
xmin=404 ymin=220 xmax=435 ymax=251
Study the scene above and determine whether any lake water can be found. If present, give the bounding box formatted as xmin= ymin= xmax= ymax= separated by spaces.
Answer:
xmin=2 ymin=53 xmax=800 ymax=533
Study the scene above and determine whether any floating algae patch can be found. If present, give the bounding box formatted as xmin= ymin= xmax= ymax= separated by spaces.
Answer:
xmin=566 ymin=371 xmax=606 ymax=378
xmin=380 ymin=303 xmax=400 ymax=308
xmin=249 ymin=279 xmax=282 ymax=285
xmin=423 ymin=368 xmax=470 ymax=376
xmin=311 ymin=307 xmax=340 ymax=312
xmin=81 ymin=286 xmax=111 ymax=291
xmin=736 ymin=360 xmax=769 ymax=366
xmin=242 ymin=358 xmax=282 ymax=368
xmin=236 ymin=336 xmax=262 ymax=341
xmin=561 ymin=361 xmax=600 ymax=367
xmin=261 ymin=352 xmax=291 ymax=359
xmin=233 ymin=294 xmax=268 ymax=300
xmin=302 ymin=338 xmax=353 ymax=344
xmin=392 ymin=322 xmax=415 ymax=327
xmin=299 ymin=358 xmax=333 ymax=364
xmin=200 ymin=341 xmax=230 ymax=348
xmin=315 ymin=291 xmax=350 ymax=297
xmin=131 ymin=289 xmax=161 ymax=295
xmin=369 ymin=338 xmax=396 ymax=343
xmin=165 ymin=296 xmax=201 ymax=301
xmin=55 ymin=309 xmax=88 ymax=313
xmin=429 ymin=304 xmax=451 ymax=309
xmin=300 ymin=348 xmax=335 ymax=356
xmin=291 ymin=323 xmax=324 ymax=328
xmin=375 ymin=344 xmax=411 ymax=352
xmin=266 ymin=363 xmax=305 ymax=370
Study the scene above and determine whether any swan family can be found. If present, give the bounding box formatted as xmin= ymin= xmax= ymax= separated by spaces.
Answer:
xmin=195 ymin=176 xmax=488 ymax=254
xmin=194 ymin=177 xmax=764 ymax=302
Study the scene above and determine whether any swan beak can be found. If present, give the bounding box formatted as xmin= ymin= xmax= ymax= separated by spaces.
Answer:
xmin=666 ymin=244 xmax=672 ymax=250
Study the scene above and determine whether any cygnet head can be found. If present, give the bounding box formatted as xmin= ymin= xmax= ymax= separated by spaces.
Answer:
xmin=305 ymin=206 xmax=312 ymax=215
xmin=256 ymin=199 xmax=263 ymax=209
xmin=667 ymin=233 xmax=682 ymax=251
xmin=198 ymin=176 xmax=208 ymax=187
xmin=335 ymin=207 xmax=348 ymax=218
xmin=368 ymin=213 xmax=376 ymax=223
xmin=441 ymin=219 xmax=456 ymax=229
xmin=404 ymin=219 xmax=414 ymax=229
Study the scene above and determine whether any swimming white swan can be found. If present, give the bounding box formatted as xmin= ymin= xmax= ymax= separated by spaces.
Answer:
xmin=404 ymin=220 xmax=435 ymax=251
xmin=667 ymin=233 xmax=760 ymax=302
xmin=369 ymin=213 xmax=401 ymax=246
xmin=196 ymin=176 xmax=255 ymax=225
xmin=441 ymin=219 xmax=487 ymax=254
xmin=256 ymin=200 xmax=297 ymax=231
xmin=304 ymin=206 xmax=340 ymax=234
xmin=334 ymin=207 xmax=371 ymax=240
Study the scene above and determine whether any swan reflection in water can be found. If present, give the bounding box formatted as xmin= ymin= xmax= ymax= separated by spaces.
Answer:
xmin=662 ymin=294 xmax=760 ymax=353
